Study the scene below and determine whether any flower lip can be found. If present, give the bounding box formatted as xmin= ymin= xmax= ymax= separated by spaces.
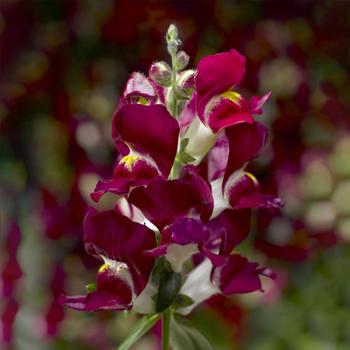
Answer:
xmin=83 ymin=207 xmax=156 ymax=295
xmin=90 ymin=154 xmax=161 ymax=202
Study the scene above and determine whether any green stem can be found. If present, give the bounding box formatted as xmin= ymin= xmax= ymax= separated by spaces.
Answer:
xmin=162 ymin=309 xmax=171 ymax=350
xmin=170 ymin=52 xmax=178 ymax=118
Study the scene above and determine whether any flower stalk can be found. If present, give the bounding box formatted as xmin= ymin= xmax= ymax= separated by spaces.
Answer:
xmin=162 ymin=308 xmax=172 ymax=350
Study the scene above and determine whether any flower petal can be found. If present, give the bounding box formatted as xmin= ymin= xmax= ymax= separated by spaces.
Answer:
xmin=59 ymin=267 xmax=132 ymax=312
xmin=128 ymin=169 xmax=213 ymax=231
xmin=207 ymin=209 xmax=251 ymax=256
xmin=248 ymin=92 xmax=272 ymax=115
xmin=207 ymin=134 xmax=229 ymax=182
xmin=224 ymin=122 xmax=268 ymax=186
xmin=196 ymin=49 xmax=246 ymax=123
xmin=212 ymin=254 xmax=275 ymax=295
xmin=112 ymin=104 xmax=179 ymax=177
xmin=84 ymin=207 xmax=156 ymax=294
xmin=122 ymin=72 xmax=157 ymax=104
xmin=226 ymin=174 xmax=283 ymax=209
xmin=203 ymin=93 xmax=253 ymax=132
xmin=91 ymin=156 xmax=161 ymax=202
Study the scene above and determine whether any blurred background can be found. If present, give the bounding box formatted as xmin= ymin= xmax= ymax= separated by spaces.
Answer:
xmin=1 ymin=1 xmax=349 ymax=349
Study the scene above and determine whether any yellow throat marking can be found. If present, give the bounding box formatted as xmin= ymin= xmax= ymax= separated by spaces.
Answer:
xmin=221 ymin=90 xmax=241 ymax=104
xmin=121 ymin=155 xmax=140 ymax=170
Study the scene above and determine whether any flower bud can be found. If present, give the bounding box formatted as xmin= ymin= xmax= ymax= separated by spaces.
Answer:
xmin=176 ymin=50 xmax=190 ymax=70
xmin=166 ymin=24 xmax=181 ymax=55
xmin=175 ymin=69 xmax=196 ymax=98
xmin=149 ymin=61 xmax=172 ymax=87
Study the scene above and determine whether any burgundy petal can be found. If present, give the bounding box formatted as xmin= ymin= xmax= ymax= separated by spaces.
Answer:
xmin=168 ymin=217 xmax=209 ymax=245
xmin=224 ymin=122 xmax=268 ymax=186
xmin=60 ymin=267 xmax=132 ymax=312
xmin=91 ymin=156 xmax=161 ymax=202
xmin=112 ymin=104 xmax=179 ymax=177
xmin=181 ymin=165 xmax=214 ymax=222
xmin=196 ymin=49 xmax=246 ymax=123
xmin=179 ymin=93 xmax=197 ymax=135
xmin=84 ymin=208 xmax=156 ymax=294
xmin=226 ymin=174 xmax=283 ymax=209
xmin=213 ymin=254 xmax=275 ymax=295
xmin=128 ymin=170 xmax=213 ymax=231
xmin=207 ymin=209 xmax=251 ymax=256
xmin=202 ymin=94 xmax=254 ymax=133
xmin=122 ymin=72 xmax=157 ymax=104
xmin=207 ymin=134 xmax=229 ymax=182
xmin=128 ymin=179 xmax=198 ymax=231
xmin=248 ymin=92 xmax=272 ymax=115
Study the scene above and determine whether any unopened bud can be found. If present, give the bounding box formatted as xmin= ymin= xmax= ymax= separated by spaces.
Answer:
xmin=176 ymin=69 xmax=196 ymax=98
xmin=166 ymin=24 xmax=181 ymax=55
xmin=176 ymin=50 xmax=190 ymax=70
xmin=149 ymin=61 xmax=172 ymax=87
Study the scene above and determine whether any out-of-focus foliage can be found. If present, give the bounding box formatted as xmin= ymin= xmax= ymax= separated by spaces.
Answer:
xmin=0 ymin=0 xmax=349 ymax=349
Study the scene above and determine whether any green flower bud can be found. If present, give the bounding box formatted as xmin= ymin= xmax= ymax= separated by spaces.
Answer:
xmin=149 ymin=61 xmax=172 ymax=87
xmin=176 ymin=50 xmax=190 ymax=70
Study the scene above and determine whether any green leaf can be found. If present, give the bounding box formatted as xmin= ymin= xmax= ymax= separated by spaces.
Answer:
xmin=118 ymin=314 xmax=160 ymax=350
xmin=155 ymin=271 xmax=182 ymax=313
xmin=170 ymin=315 xmax=215 ymax=350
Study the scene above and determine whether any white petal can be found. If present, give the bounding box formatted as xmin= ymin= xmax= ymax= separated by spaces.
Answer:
xmin=178 ymin=259 xmax=219 ymax=315
xmin=166 ymin=243 xmax=198 ymax=273
xmin=184 ymin=116 xmax=217 ymax=164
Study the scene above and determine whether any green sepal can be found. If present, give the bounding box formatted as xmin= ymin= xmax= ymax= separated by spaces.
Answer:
xmin=174 ymin=294 xmax=195 ymax=308
xmin=177 ymin=138 xmax=195 ymax=164
xmin=170 ymin=315 xmax=215 ymax=350
xmin=118 ymin=314 xmax=160 ymax=350
xmin=155 ymin=270 xmax=182 ymax=313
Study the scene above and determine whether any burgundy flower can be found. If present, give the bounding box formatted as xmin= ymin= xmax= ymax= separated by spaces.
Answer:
xmin=91 ymin=101 xmax=179 ymax=202
xmin=128 ymin=167 xmax=213 ymax=231
xmin=196 ymin=49 xmax=270 ymax=133
xmin=60 ymin=208 xmax=156 ymax=311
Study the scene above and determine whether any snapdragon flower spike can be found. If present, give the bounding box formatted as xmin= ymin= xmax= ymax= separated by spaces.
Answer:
xmin=196 ymin=49 xmax=271 ymax=133
xmin=60 ymin=208 xmax=156 ymax=311
xmin=128 ymin=166 xmax=213 ymax=231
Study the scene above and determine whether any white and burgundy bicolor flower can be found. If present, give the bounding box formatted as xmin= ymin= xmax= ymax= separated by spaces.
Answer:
xmin=91 ymin=75 xmax=179 ymax=202
xmin=195 ymin=49 xmax=271 ymax=133
xmin=60 ymin=208 xmax=156 ymax=311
